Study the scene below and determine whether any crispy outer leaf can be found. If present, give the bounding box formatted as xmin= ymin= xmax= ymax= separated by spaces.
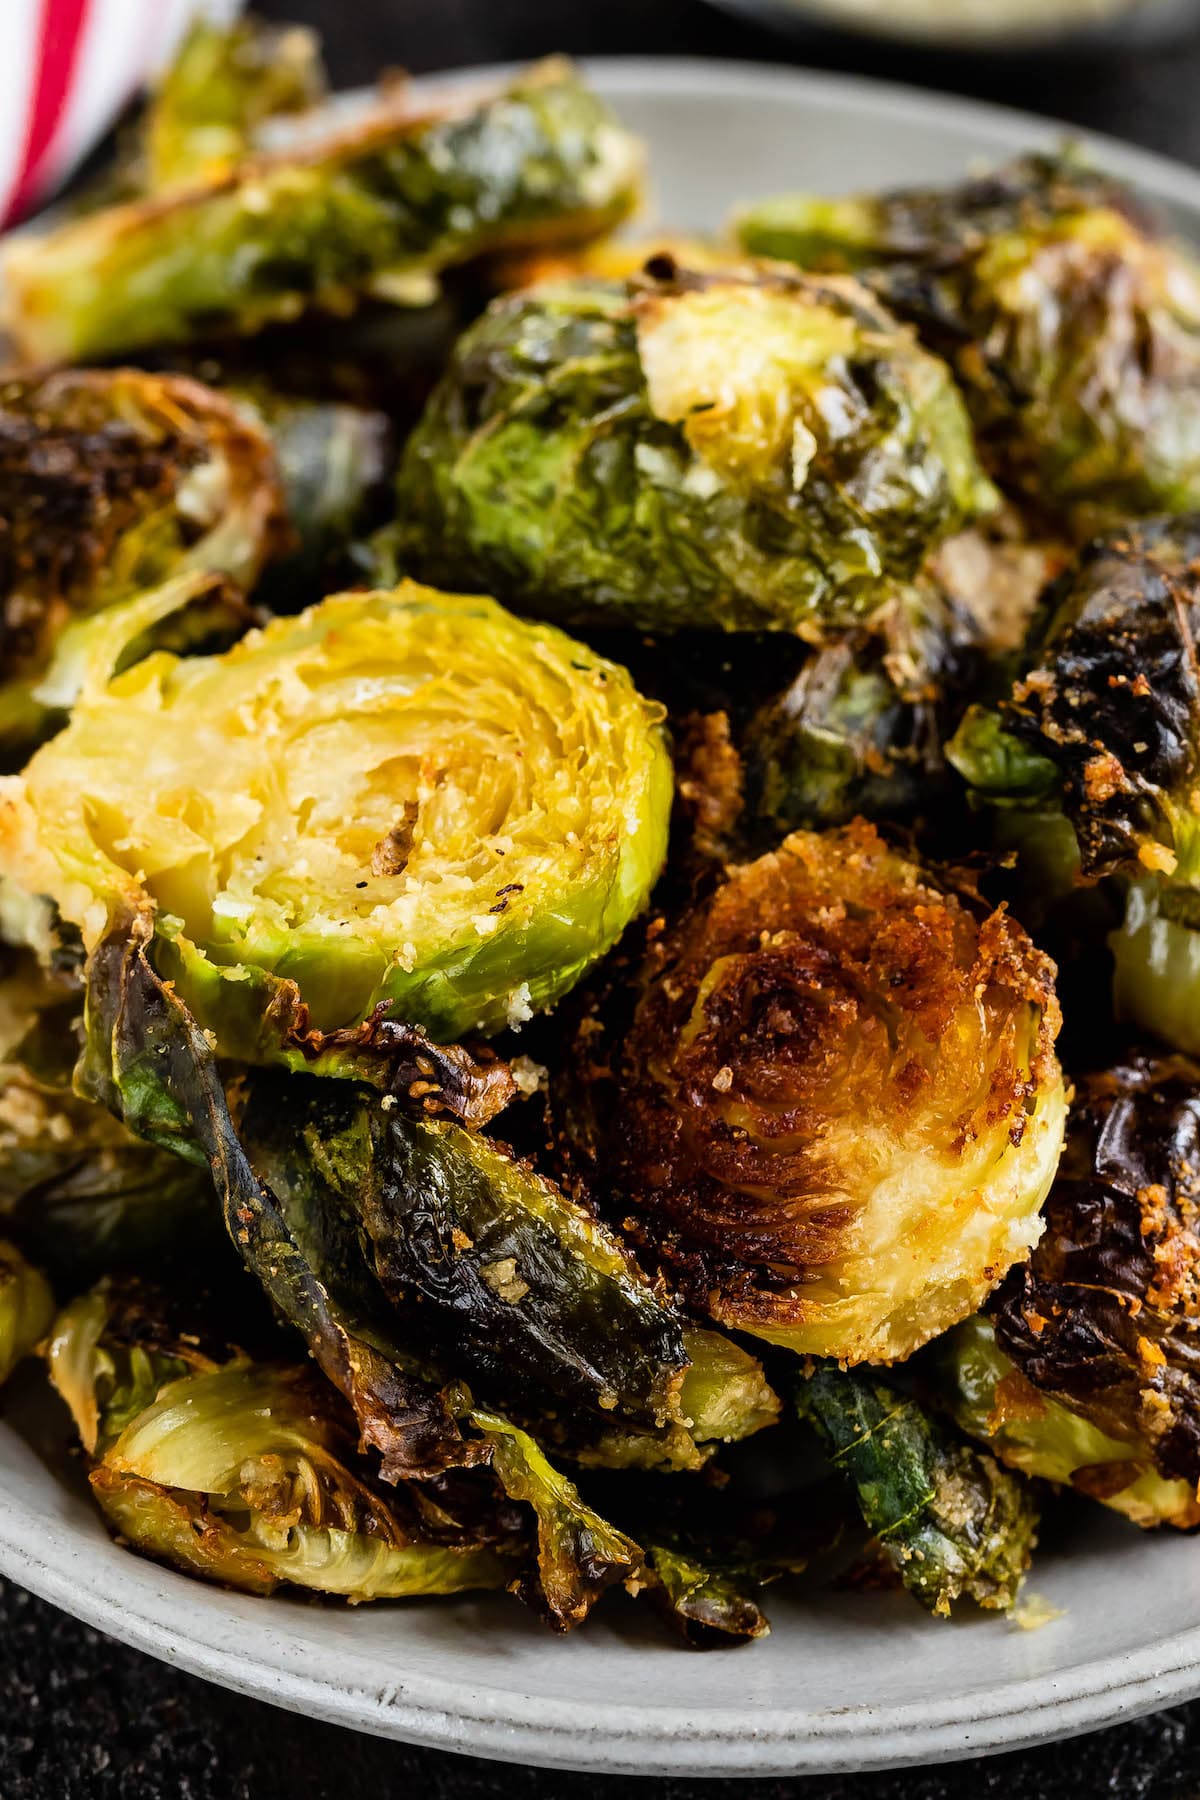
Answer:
xmin=238 ymin=1072 xmax=689 ymax=1431
xmin=795 ymin=1364 xmax=1038 ymax=1616
xmin=78 ymin=918 xmax=480 ymax=1479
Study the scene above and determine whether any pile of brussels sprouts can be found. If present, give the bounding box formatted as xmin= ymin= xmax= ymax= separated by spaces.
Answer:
xmin=2 ymin=14 xmax=1200 ymax=1645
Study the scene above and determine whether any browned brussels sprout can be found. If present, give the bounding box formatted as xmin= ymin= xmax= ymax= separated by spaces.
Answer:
xmin=0 ymin=368 xmax=286 ymax=756
xmin=946 ymin=516 xmax=1200 ymax=1048
xmin=939 ymin=1316 xmax=1200 ymax=1530
xmin=1 ymin=61 xmax=642 ymax=363
xmin=795 ymin=1363 xmax=1037 ymax=1615
xmin=736 ymin=153 xmax=1200 ymax=526
xmin=982 ymin=1052 xmax=1200 ymax=1517
xmin=390 ymin=262 xmax=996 ymax=635
xmin=563 ymin=821 xmax=1066 ymax=1364
xmin=47 ymin=1282 xmax=521 ymax=1600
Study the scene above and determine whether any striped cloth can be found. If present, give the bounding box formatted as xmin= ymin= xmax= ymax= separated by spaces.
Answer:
xmin=0 ymin=0 xmax=243 ymax=226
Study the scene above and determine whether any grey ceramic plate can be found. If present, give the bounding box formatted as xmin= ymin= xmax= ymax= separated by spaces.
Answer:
xmin=4 ymin=58 xmax=1200 ymax=1780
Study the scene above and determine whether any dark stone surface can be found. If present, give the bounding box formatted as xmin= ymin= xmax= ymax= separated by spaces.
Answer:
xmin=8 ymin=1 xmax=1200 ymax=1793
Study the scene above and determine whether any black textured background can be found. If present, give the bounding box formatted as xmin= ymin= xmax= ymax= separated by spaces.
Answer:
xmin=8 ymin=0 xmax=1200 ymax=1794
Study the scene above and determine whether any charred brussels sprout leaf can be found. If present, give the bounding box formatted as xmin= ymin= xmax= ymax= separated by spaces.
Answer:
xmin=471 ymin=1410 xmax=640 ymax=1627
xmin=740 ymin=576 xmax=979 ymax=838
xmin=938 ymin=1315 xmax=1200 ymax=1530
xmin=46 ymin=1283 xmax=519 ymax=1600
xmin=0 ymin=947 xmax=215 ymax=1279
xmin=1 ymin=580 xmax=671 ymax=1053
xmin=795 ymin=1364 xmax=1037 ymax=1616
xmin=641 ymin=1542 xmax=770 ymax=1648
xmin=736 ymin=153 xmax=1200 ymax=523
xmin=567 ymin=820 xmax=1066 ymax=1363
xmin=392 ymin=264 xmax=996 ymax=635
xmin=236 ymin=1070 xmax=690 ymax=1434
xmin=0 ymin=1240 xmax=53 ymax=1387
xmin=0 ymin=369 xmax=285 ymax=755
xmin=2 ymin=61 xmax=642 ymax=363
xmin=988 ymin=1051 xmax=1200 ymax=1504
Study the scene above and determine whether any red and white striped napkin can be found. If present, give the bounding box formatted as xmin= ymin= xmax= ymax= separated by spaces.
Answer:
xmin=0 ymin=0 xmax=244 ymax=227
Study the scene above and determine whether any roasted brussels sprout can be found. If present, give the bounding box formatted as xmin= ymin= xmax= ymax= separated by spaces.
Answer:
xmin=0 ymin=947 xmax=214 ymax=1278
xmin=564 ymin=821 xmax=1066 ymax=1363
xmin=391 ymin=263 xmax=996 ymax=635
xmin=946 ymin=515 xmax=1200 ymax=1047
xmin=736 ymin=153 xmax=1200 ymax=524
xmin=939 ymin=1316 xmax=1200 ymax=1530
xmin=2 ymin=61 xmax=642 ymax=363
xmin=795 ymin=1363 xmax=1037 ymax=1615
xmin=977 ymin=1051 xmax=1200 ymax=1517
xmin=47 ymin=1284 xmax=519 ymax=1600
xmin=0 ymin=1239 xmax=53 ymax=1387
xmin=1 ymin=580 xmax=671 ymax=1054
xmin=138 ymin=15 xmax=326 ymax=194
xmin=740 ymin=576 xmax=979 ymax=840
xmin=0 ymin=369 xmax=286 ymax=755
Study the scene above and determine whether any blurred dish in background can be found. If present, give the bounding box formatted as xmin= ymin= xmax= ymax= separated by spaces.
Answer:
xmin=0 ymin=0 xmax=243 ymax=228
xmin=703 ymin=0 xmax=1199 ymax=47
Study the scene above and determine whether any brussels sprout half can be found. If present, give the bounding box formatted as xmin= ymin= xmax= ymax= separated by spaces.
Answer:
xmin=795 ymin=1364 xmax=1038 ymax=1615
xmin=565 ymin=820 xmax=1066 ymax=1365
xmin=0 ymin=1239 xmax=53 ymax=1387
xmin=46 ymin=1284 xmax=520 ymax=1601
xmin=1 ymin=580 xmax=671 ymax=1054
xmin=0 ymin=368 xmax=287 ymax=757
xmin=391 ymin=263 xmax=996 ymax=635
xmin=1 ymin=61 xmax=642 ymax=363
xmin=736 ymin=152 xmax=1200 ymax=525
xmin=939 ymin=1316 xmax=1200 ymax=1530
xmin=946 ymin=515 xmax=1200 ymax=1048
xmin=982 ymin=1052 xmax=1200 ymax=1511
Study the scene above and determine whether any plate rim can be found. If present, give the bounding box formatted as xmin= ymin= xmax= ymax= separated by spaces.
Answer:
xmin=6 ymin=52 xmax=1200 ymax=1778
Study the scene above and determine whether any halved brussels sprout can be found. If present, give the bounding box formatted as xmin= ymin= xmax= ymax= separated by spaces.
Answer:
xmin=946 ymin=515 xmax=1200 ymax=1047
xmin=736 ymin=153 xmax=1200 ymax=524
xmin=0 ymin=1239 xmax=53 ymax=1387
xmin=795 ymin=1363 xmax=1037 ymax=1615
xmin=391 ymin=263 xmax=996 ymax=635
xmin=46 ymin=1284 xmax=519 ymax=1600
xmin=1 ymin=580 xmax=671 ymax=1053
xmin=2 ymin=61 xmax=642 ymax=363
xmin=0 ymin=369 xmax=286 ymax=756
xmin=939 ymin=1316 xmax=1200 ymax=1530
xmin=0 ymin=946 xmax=214 ymax=1279
xmin=565 ymin=820 xmax=1066 ymax=1363
xmin=980 ymin=1051 xmax=1200 ymax=1515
